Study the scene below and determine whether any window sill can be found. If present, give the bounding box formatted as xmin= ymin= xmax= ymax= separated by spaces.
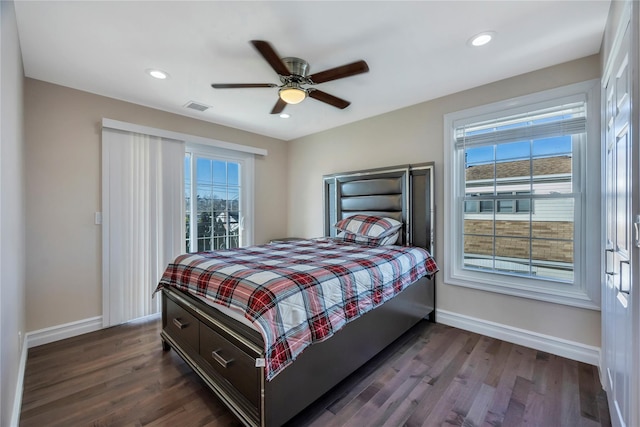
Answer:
xmin=445 ymin=269 xmax=600 ymax=310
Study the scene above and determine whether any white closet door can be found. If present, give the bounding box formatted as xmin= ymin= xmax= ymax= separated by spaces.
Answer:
xmin=602 ymin=14 xmax=636 ymax=427
xmin=102 ymin=128 xmax=184 ymax=327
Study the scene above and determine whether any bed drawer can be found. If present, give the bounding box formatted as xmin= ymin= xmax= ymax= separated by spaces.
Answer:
xmin=199 ymin=323 xmax=260 ymax=407
xmin=165 ymin=298 xmax=199 ymax=351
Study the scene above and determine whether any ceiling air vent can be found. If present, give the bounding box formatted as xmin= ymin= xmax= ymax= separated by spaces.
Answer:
xmin=184 ymin=101 xmax=210 ymax=112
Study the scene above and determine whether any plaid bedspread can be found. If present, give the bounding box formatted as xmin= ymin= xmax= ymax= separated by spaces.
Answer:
xmin=157 ymin=238 xmax=438 ymax=381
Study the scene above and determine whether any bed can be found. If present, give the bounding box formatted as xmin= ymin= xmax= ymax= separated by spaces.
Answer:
xmin=157 ymin=162 xmax=437 ymax=427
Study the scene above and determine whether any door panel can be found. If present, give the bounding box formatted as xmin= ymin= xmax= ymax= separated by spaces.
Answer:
xmin=603 ymin=19 xmax=633 ymax=427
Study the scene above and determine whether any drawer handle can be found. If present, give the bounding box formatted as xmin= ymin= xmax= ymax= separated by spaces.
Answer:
xmin=172 ymin=318 xmax=188 ymax=329
xmin=211 ymin=349 xmax=234 ymax=368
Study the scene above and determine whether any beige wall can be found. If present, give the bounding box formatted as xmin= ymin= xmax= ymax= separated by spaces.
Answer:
xmin=24 ymin=79 xmax=288 ymax=332
xmin=287 ymin=55 xmax=602 ymax=347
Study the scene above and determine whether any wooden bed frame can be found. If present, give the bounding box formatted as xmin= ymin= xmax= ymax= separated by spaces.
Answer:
xmin=160 ymin=162 xmax=436 ymax=427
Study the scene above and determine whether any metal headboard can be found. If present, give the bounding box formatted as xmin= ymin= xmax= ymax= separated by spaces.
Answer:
xmin=323 ymin=163 xmax=434 ymax=254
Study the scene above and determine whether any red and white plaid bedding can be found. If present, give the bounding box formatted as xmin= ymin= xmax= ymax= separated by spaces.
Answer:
xmin=157 ymin=238 xmax=438 ymax=381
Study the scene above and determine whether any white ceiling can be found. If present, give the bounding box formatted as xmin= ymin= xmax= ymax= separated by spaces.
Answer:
xmin=14 ymin=1 xmax=611 ymax=141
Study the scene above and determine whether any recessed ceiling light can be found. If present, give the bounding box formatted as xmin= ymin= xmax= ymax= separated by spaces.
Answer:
xmin=469 ymin=32 xmax=495 ymax=47
xmin=279 ymin=113 xmax=290 ymax=119
xmin=147 ymin=69 xmax=169 ymax=79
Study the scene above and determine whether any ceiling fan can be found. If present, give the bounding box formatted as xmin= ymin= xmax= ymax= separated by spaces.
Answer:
xmin=211 ymin=40 xmax=369 ymax=114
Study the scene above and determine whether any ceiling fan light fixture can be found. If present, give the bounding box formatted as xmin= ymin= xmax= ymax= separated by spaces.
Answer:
xmin=279 ymin=86 xmax=306 ymax=104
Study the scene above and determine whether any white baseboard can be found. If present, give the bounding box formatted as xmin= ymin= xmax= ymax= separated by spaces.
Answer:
xmin=10 ymin=335 xmax=28 ymax=427
xmin=26 ymin=316 xmax=103 ymax=348
xmin=437 ymin=309 xmax=601 ymax=367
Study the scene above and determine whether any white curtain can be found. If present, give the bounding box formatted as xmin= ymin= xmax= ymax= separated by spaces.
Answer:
xmin=102 ymin=128 xmax=184 ymax=327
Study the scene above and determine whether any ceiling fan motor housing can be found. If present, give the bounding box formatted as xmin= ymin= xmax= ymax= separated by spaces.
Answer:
xmin=281 ymin=57 xmax=309 ymax=80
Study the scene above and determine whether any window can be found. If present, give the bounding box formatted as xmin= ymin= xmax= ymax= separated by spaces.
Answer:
xmin=444 ymin=80 xmax=600 ymax=308
xmin=464 ymin=193 xmax=532 ymax=214
xmin=185 ymin=144 xmax=254 ymax=252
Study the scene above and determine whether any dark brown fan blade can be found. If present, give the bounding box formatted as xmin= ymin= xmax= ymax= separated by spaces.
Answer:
xmin=211 ymin=83 xmax=277 ymax=89
xmin=308 ymin=89 xmax=350 ymax=109
xmin=270 ymin=98 xmax=287 ymax=114
xmin=251 ymin=40 xmax=291 ymax=76
xmin=307 ymin=60 xmax=369 ymax=84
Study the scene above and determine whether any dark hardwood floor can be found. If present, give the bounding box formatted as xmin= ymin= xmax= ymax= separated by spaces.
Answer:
xmin=20 ymin=316 xmax=610 ymax=427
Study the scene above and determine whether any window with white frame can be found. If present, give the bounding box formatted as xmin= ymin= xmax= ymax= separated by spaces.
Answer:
xmin=185 ymin=144 xmax=254 ymax=252
xmin=444 ymin=80 xmax=600 ymax=308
